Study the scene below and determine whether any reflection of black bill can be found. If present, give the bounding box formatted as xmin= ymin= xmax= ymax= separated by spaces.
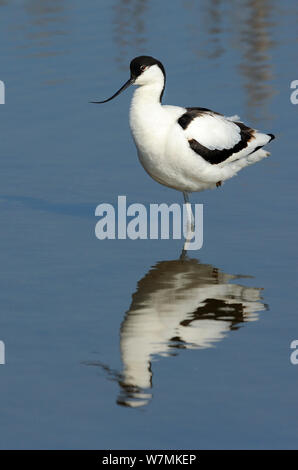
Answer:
xmin=90 ymin=78 xmax=134 ymax=104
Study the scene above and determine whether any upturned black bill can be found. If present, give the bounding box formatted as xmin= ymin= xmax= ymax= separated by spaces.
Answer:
xmin=90 ymin=78 xmax=134 ymax=104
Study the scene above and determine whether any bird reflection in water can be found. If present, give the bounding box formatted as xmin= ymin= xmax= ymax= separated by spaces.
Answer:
xmin=87 ymin=254 xmax=267 ymax=408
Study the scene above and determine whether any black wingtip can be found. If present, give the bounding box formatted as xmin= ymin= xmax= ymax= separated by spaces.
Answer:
xmin=268 ymin=133 xmax=275 ymax=142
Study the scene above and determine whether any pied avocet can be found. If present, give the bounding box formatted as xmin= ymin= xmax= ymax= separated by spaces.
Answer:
xmin=91 ymin=56 xmax=275 ymax=227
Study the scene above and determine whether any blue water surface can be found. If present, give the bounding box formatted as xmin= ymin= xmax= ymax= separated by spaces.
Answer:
xmin=0 ymin=0 xmax=297 ymax=449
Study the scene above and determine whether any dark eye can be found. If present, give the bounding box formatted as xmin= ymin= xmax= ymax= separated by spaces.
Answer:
xmin=140 ymin=65 xmax=147 ymax=71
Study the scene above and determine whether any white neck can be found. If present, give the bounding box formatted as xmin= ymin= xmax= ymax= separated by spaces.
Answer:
xmin=129 ymin=79 xmax=167 ymax=147
xmin=131 ymin=82 xmax=164 ymax=106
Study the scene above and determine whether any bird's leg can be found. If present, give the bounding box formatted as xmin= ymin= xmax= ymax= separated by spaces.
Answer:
xmin=179 ymin=245 xmax=189 ymax=260
xmin=182 ymin=232 xmax=192 ymax=254
xmin=183 ymin=191 xmax=194 ymax=232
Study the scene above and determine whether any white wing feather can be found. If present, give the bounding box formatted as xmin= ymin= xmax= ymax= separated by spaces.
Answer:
xmin=183 ymin=113 xmax=242 ymax=151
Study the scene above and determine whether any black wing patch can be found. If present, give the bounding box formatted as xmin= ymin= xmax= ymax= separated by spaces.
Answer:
xmin=178 ymin=107 xmax=221 ymax=130
xmin=189 ymin=122 xmax=254 ymax=164
xmin=178 ymin=108 xmax=255 ymax=165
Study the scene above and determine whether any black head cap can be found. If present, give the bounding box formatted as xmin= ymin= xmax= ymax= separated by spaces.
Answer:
xmin=130 ymin=56 xmax=165 ymax=79
xmin=130 ymin=56 xmax=166 ymax=101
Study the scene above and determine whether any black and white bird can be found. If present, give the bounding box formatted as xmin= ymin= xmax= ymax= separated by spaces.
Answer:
xmin=92 ymin=56 xmax=275 ymax=225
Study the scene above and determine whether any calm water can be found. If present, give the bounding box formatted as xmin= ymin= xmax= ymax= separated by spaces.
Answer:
xmin=0 ymin=0 xmax=297 ymax=449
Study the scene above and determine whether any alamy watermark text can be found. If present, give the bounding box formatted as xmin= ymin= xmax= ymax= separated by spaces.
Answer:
xmin=95 ymin=196 xmax=203 ymax=250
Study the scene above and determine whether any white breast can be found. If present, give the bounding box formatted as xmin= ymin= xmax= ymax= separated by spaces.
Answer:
xmin=129 ymin=88 xmax=187 ymax=188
